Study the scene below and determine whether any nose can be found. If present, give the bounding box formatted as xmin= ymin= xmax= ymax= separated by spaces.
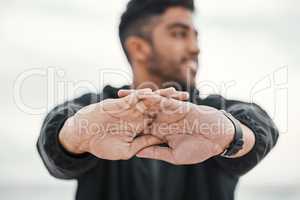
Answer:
xmin=188 ymin=35 xmax=200 ymax=56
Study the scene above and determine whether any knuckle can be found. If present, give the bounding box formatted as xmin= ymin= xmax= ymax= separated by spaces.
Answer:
xmin=169 ymin=87 xmax=176 ymax=92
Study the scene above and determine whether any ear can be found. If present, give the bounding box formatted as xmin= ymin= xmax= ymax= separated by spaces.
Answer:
xmin=125 ymin=36 xmax=151 ymax=63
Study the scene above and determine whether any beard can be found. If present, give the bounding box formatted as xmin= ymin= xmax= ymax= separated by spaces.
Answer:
xmin=147 ymin=48 xmax=197 ymax=91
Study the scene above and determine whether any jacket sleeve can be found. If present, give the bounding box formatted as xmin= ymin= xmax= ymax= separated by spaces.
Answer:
xmin=37 ymin=93 xmax=101 ymax=180
xmin=202 ymin=95 xmax=279 ymax=177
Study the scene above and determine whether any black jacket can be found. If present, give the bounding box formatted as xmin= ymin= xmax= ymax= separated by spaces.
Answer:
xmin=37 ymin=85 xmax=279 ymax=200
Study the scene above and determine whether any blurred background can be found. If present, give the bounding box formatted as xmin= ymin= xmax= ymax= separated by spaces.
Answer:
xmin=0 ymin=0 xmax=299 ymax=199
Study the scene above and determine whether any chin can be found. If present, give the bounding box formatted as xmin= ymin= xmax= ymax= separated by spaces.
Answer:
xmin=169 ymin=77 xmax=196 ymax=91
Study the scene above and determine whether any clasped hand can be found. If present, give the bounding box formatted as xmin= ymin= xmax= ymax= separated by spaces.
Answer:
xmin=60 ymin=88 xmax=234 ymax=165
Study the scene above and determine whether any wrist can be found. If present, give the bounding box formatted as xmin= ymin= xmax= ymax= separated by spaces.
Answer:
xmin=218 ymin=110 xmax=244 ymax=158
xmin=222 ymin=120 xmax=235 ymax=150
xmin=215 ymin=111 xmax=235 ymax=152
xmin=59 ymin=117 xmax=88 ymax=155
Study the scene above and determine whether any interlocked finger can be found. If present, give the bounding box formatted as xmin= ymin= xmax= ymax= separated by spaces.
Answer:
xmin=155 ymin=87 xmax=189 ymax=101
xmin=118 ymin=87 xmax=189 ymax=101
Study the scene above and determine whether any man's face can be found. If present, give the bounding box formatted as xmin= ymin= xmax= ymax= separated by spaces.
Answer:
xmin=147 ymin=6 xmax=200 ymax=88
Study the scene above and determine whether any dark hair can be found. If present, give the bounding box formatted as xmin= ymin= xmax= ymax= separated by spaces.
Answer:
xmin=119 ymin=0 xmax=195 ymax=62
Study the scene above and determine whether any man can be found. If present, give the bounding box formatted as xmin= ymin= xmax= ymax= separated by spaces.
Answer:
xmin=37 ymin=0 xmax=279 ymax=200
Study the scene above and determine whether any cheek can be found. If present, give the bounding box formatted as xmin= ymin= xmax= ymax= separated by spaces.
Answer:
xmin=156 ymin=41 xmax=184 ymax=64
xmin=153 ymin=33 xmax=184 ymax=61
xmin=165 ymin=38 xmax=184 ymax=54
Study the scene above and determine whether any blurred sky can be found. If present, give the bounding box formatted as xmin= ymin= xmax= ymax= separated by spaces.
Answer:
xmin=0 ymin=0 xmax=300 ymax=199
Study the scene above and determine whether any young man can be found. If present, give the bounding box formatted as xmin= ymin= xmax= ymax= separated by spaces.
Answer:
xmin=37 ymin=0 xmax=279 ymax=200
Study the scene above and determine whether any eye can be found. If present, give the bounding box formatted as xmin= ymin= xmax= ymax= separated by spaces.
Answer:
xmin=171 ymin=30 xmax=188 ymax=39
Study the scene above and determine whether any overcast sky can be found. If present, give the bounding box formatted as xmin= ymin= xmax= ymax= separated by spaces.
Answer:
xmin=0 ymin=0 xmax=299 ymax=197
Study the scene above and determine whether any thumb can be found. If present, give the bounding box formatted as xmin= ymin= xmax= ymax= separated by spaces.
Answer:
xmin=130 ymin=135 xmax=164 ymax=155
xmin=136 ymin=146 xmax=176 ymax=164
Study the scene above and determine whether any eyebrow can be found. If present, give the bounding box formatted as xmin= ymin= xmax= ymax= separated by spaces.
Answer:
xmin=167 ymin=22 xmax=198 ymax=36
